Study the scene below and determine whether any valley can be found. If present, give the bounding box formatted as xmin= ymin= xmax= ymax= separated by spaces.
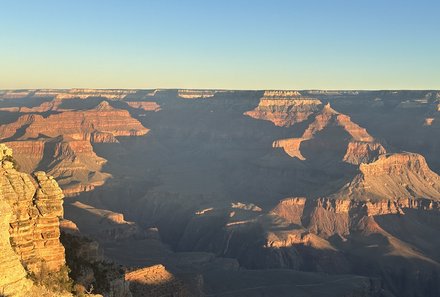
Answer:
xmin=1 ymin=89 xmax=439 ymax=297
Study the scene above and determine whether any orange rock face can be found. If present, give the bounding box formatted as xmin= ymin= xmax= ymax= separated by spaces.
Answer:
xmin=0 ymin=101 xmax=149 ymax=195
xmin=343 ymin=141 xmax=386 ymax=165
xmin=0 ymin=101 xmax=148 ymax=142
xmin=271 ymin=196 xmax=440 ymax=239
xmin=270 ymin=197 xmax=306 ymax=225
xmin=0 ymin=99 xmax=64 ymax=113
xmin=272 ymin=103 xmax=386 ymax=164
xmin=244 ymin=91 xmax=322 ymax=127
xmin=21 ymin=101 xmax=148 ymax=141
xmin=1 ymin=151 xmax=66 ymax=275
xmin=0 ymin=114 xmax=37 ymax=140
xmin=125 ymin=264 xmax=189 ymax=297
xmin=3 ymin=140 xmax=46 ymax=172
xmin=334 ymin=153 xmax=440 ymax=201
xmin=5 ymin=137 xmax=109 ymax=195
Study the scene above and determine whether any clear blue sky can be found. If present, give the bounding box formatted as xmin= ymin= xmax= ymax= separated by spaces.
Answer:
xmin=0 ymin=0 xmax=439 ymax=89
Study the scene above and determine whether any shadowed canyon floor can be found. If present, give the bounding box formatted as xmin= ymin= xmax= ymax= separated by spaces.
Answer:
xmin=1 ymin=89 xmax=440 ymax=297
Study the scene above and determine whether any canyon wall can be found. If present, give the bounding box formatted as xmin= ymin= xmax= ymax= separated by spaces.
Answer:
xmin=244 ymin=90 xmax=322 ymax=127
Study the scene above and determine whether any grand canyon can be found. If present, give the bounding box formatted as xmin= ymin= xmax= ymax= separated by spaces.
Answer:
xmin=0 ymin=89 xmax=439 ymax=297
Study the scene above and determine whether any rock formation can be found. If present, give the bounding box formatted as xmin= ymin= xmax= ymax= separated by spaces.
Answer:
xmin=0 ymin=193 xmax=33 ymax=296
xmin=21 ymin=101 xmax=148 ymax=141
xmin=65 ymin=201 xmax=144 ymax=241
xmin=0 ymin=101 xmax=148 ymax=142
xmin=5 ymin=136 xmax=110 ymax=195
xmin=125 ymin=101 xmax=161 ymax=111
xmin=125 ymin=265 xmax=190 ymax=297
xmin=178 ymin=89 xmax=218 ymax=99
xmin=244 ymin=90 xmax=322 ymax=127
xmin=272 ymin=103 xmax=386 ymax=164
xmin=332 ymin=152 xmax=440 ymax=201
xmin=0 ymin=101 xmax=149 ymax=195
xmin=0 ymin=144 xmax=68 ymax=296
xmin=1 ymin=155 xmax=66 ymax=275
xmin=0 ymin=99 xmax=64 ymax=113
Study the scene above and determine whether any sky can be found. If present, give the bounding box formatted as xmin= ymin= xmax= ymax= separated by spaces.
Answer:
xmin=0 ymin=0 xmax=439 ymax=90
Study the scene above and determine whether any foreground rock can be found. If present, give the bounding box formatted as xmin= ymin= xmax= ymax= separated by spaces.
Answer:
xmin=0 ymin=144 xmax=73 ymax=296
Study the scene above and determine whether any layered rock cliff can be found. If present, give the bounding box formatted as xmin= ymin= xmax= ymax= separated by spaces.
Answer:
xmin=244 ymin=90 xmax=322 ymax=127
xmin=0 ymin=101 xmax=149 ymax=195
xmin=0 ymin=192 xmax=33 ymax=296
xmin=5 ymin=136 xmax=110 ymax=195
xmin=0 ymin=145 xmax=66 ymax=275
xmin=0 ymin=99 xmax=64 ymax=113
xmin=22 ymin=101 xmax=148 ymax=141
xmin=272 ymin=103 xmax=386 ymax=164
xmin=0 ymin=144 xmax=68 ymax=296
xmin=332 ymin=153 xmax=440 ymax=201
xmin=125 ymin=101 xmax=161 ymax=111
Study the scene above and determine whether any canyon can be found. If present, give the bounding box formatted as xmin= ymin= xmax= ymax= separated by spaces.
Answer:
xmin=1 ymin=89 xmax=440 ymax=297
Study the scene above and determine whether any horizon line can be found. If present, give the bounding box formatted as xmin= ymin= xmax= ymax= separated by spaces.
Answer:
xmin=1 ymin=88 xmax=440 ymax=92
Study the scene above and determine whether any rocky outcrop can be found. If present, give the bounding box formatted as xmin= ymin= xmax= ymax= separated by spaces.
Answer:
xmin=333 ymin=153 xmax=440 ymax=201
xmin=0 ymin=102 xmax=149 ymax=195
xmin=125 ymin=101 xmax=161 ymax=111
xmin=0 ymin=144 xmax=71 ymax=296
xmin=3 ymin=140 xmax=45 ymax=172
xmin=270 ymin=197 xmax=306 ymax=225
xmin=5 ymin=137 xmax=110 ymax=195
xmin=61 ymin=232 xmax=131 ymax=297
xmin=244 ymin=90 xmax=322 ymax=127
xmin=343 ymin=141 xmax=387 ymax=165
xmin=65 ymin=201 xmax=145 ymax=241
xmin=125 ymin=265 xmax=190 ymax=297
xmin=0 ymin=101 xmax=149 ymax=142
xmin=2 ymin=167 xmax=66 ymax=274
xmin=0 ymin=99 xmax=64 ymax=113
xmin=273 ymin=103 xmax=386 ymax=164
xmin=0 ymin=114 xmax=37 ymax=140
xmin=271 ymin=196 xmax=440 ymax=239
xmin=0 ymin=195 xmax=33 ymax=297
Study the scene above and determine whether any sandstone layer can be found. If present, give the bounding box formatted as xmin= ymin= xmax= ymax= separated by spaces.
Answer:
xmin=272 ymin=103 xmax=386 ymax=164
xmin=333 ymin=152 xmax=440 ymax=201
xmin=125 ymin=101 xmax=161 ymax=111
xmin=0 ymin=101 xmax=149 ymax=195
xmin=244 ymin=90 xmax=322 ymax=127
xmin=0 ymin=144 xmax=68 ymax=296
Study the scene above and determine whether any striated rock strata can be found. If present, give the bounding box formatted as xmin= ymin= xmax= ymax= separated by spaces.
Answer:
xmin=0 ymin=144 xmax=69 ymax=296
xmin=125 ymin=101 xmax=161 ymax=111
xmin=0 ymin=101 xmax=149 ymax=195
xmin=332 ymin=152 xmax=440 ymax=201
xmin=244 ymin=90 xmax=322 ymax=127
xmin=272 ymin=103 xmax=386 ymax=164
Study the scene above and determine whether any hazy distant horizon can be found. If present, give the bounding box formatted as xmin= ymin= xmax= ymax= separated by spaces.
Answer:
xmin=2 ymin=87 xmax=440 ymax=92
